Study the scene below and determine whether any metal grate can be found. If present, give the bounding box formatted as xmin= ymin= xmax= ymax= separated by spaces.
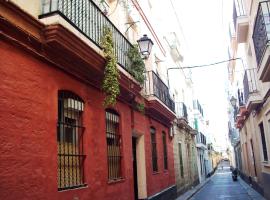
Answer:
xmin=243 ymin=68 xmax=258 ymax=103
xmin=162 ymin=132 xmax=168 ymax=170
xmin=57 ymin=91 xmax=86 ymax=190
xmin=105 ymin=109 xmax=122 ymax=180
xmin=237 ymin=88 xmax=245 ymax=106
xmin=144 ymin=71 xmax=175 ymax=112
xmin=175 ymin=102 xmax=188 ymax=120
xmin=253 ymin=1 xmax=270 ymax=66
xmin=151 ymin=127 xmax=158 ymax=172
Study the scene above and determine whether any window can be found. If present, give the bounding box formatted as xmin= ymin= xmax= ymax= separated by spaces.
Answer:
xmin=151 ymin=127 xmax=158 ymax=172
xmin=106 ymin=109 xmax=122 ymax=180
xmin=162 ymin=132 xmax=168 ymax=170
xmin=57 ymin=91 xmax=85 ymax=190
xmin=178 ymin=143 xmax=184 ymax=178
xmin=259 ymin=122 xmax=268 ymax=161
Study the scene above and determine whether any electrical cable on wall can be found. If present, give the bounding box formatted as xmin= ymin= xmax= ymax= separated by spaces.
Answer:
xmin=168 ymin=58 xmax=245 ymax=70
xmin=166 ymin=57 xmax=245 ymax=88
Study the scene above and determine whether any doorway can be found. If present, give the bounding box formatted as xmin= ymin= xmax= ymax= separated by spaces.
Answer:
xmin=132 ymin=137 xmax=138 ymax=200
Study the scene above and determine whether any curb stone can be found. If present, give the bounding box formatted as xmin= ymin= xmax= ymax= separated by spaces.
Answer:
xmin=175 ymin=177 xmax=211 ymax=200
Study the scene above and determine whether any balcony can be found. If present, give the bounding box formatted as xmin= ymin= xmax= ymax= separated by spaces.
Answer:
xmin=196 ymin=132 xmax=207 ymax=149
xmin=243 ymin=68 xmax=263 ymax=110
xmin=237 ymin=88 xmax=245 ymax=107
xmin=235 ymin=89 xmax=247 ymax=129
xmin=175 ymin=102 xmax=189 ymax=128
xmin=253 ymin=1 xmax=270 ymax=82
xmin=193 ymin=100 xmax=204 ymax=117
xmin=40 ymin=0 xmax=132 ymax=72
xmin=144 ymin=71 xmax=175 ymax=113
xmin=233 ymin=0 xmax=249 ymax=43
xmin=175 ymin=102 xmax=188 ymax=120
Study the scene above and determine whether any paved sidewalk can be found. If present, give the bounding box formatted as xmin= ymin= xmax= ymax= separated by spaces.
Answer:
xmin=175 ymin=178 xmax=211 ymax=200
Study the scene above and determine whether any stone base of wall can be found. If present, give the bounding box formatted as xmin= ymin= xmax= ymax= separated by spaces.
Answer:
xmin=239 ymin=171 xmax=264 ymax=196
xmin=176 ymin=179 xmax=200 ymax=197
xmin=147 ymin=185 xmax=177 ymax=200
xmin=262 ymin=172 xmax=270 ymax=200
xmin=206 ymin=167 xmax=217 ymax=178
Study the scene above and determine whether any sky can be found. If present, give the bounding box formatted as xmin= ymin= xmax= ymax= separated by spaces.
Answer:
xmin=172 ymin=0 xmax=234 ymax=151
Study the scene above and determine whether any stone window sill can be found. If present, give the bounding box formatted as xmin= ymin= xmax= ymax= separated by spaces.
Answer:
xmin=152 ymin=171 xmax=160 ymax=175
xmin=262 ymin=161 xmax=270 ymax=167
xmin=108 ymin=178 xmax=125 ymax=185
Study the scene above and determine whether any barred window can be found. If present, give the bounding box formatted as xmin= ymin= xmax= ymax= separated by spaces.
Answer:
xmin=106 ymin=109 xmax=122 ymax=180
xmin=151 ymin=127 xmax=158 ymax=172
xmin=57 ymin=91 xmax=86 ymax=190
xmin=162 ymin=132 xmax=168 ymax=170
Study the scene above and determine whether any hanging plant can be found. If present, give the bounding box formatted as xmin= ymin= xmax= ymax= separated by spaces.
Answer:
xmin=101 ymin=26 xmax=120 ymax=107
xmin=127 ymin=44 xmax=145 ymax=85
xmin=136 ymin=102 xmax=145 ymax=114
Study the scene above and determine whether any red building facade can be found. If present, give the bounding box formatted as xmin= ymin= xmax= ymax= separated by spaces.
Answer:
xmin=0 ymin=1 xmax=176 ymax=200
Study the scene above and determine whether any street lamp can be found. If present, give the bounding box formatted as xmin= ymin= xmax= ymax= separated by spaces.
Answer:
xmin=137 ymin=34 xmax=153 ymax=59
xmin=230 ymin=96 xmax=237 ymax=107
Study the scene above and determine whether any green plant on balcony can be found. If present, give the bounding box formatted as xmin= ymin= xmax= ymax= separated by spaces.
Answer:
xmin=127 ymin=44 xmax=145 ymax=85
xmin=136 ymin=102 xmax=145 ymax=114
xmin=101 ymin=26 xmax=120 ymax=107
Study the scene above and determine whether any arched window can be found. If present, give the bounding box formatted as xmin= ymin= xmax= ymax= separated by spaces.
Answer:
xmin=57 ymin=90 xmax=85 ymax=190
xmin=150 ymin=127 xmax=158 ymax=172
xmin=105 ymin=109 xmax=122 ymax=180
xmin=162 ymin=131 xmax=168 ymax=170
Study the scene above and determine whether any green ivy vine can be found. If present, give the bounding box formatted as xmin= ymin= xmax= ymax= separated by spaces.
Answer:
xmin=127 ymin=44 xmax=145 ymax=85
xmin=136 ymin=102 xmax=145 ymax=114
xmin=101 ymin=26 xmax=120 ymax=107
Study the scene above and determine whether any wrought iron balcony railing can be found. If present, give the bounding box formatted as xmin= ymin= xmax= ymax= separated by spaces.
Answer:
xmin=233 ymin=1 xmax=238 ymax=29
xmin=144 ymin=71 xmax=175 ymax=112
xmin=196 ymin=132 xmax=206 ymax=145
xmin=233 ymin=0 xmax=247 ymax=28
xmin=40 ymin=0 xmax=132 ymax=70
xmin=237 ymin=88 xmax=245 ymax=106
xmin=193 ymin=100 xmax=204 ymax=117
xmin=253 ymin=1 xmax=270 ymax=66
xmin=175 ymin=102 xmax=188 ymax=120
xmin=243 ymin=68 xmax=259 ymax=102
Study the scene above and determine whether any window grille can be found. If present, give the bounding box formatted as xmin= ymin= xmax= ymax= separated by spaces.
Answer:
xmin=151 ymin=127 xmax=158 ymax=172
xmin=57 ymin=91 xmax=86 ymax=190
xmin=162 ymin=132 xmax=168 ymax=170
xmin=106 ymin=109 xmax=122 ymax=180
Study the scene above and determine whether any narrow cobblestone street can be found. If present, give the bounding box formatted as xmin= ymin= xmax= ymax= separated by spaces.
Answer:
xmin=190 ymin=161 xmax=265 ymax=200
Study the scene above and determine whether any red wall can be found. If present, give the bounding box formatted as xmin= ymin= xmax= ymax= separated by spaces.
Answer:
xmin=0 ymin=40 xmax=175 ymax=200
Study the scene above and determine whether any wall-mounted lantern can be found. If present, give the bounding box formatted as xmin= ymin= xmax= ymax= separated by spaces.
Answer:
xmin=137 ymin=34 xmax=154 ymax=59
xmin=230 ymin=96 xmax=237 ymax=107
